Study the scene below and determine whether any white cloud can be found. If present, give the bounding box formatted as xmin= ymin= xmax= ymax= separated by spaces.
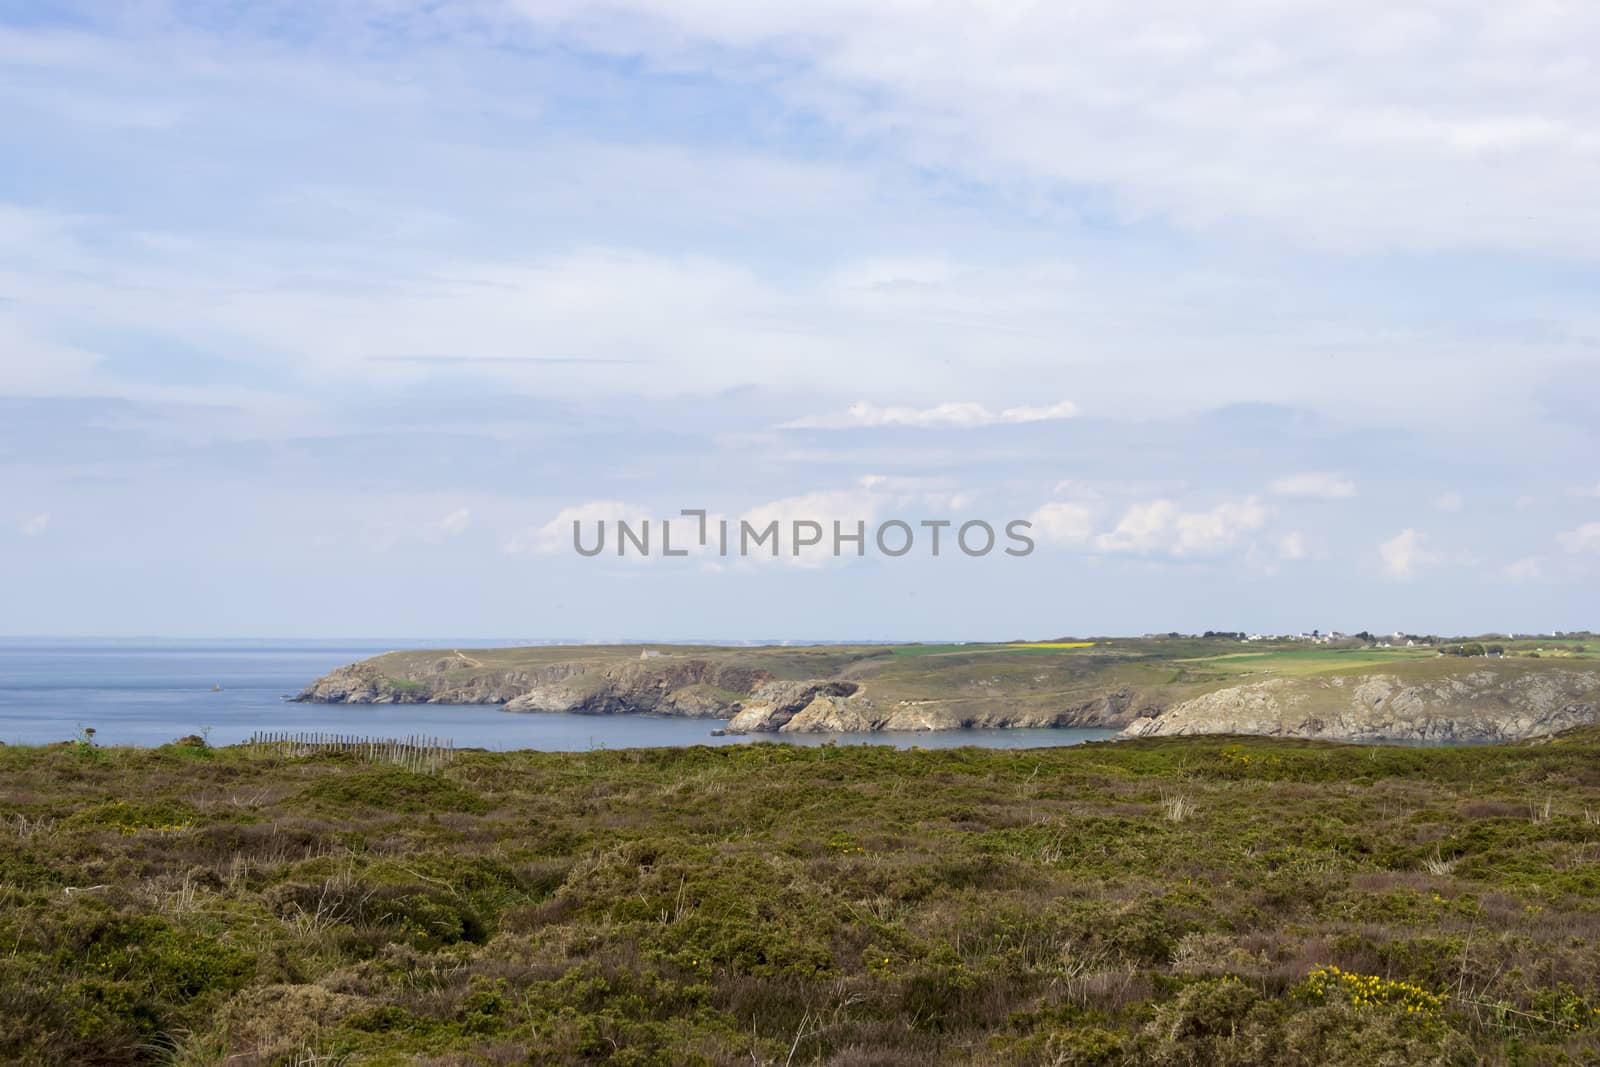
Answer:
xmin=1269 ymin=472 xmax=1357 ymax=500
xmin=1278 ymin=531 xmax=1308 ymax=561
xmin=5 ymin=12 xmax=1598 ymax=445
xmin=1379 ymin=528 xmax=1438 ymax=579
xmin=1172 ymin=498 xmax=1270 ymax=556
xmin=784 ymin=399 xmax=1078 ymax=430
xmin=1095 ymin=500 xmax=1180 ymax=554
xmin=1505 ymin=556 xmax=1543 ymax=580
xmin=1557 ymin=522 xmax=1600 ymax=554
xmin=1094 ymin=497 xmax=1267 ymax=557
xmin=1569 ymin=484 xmax=1600 ymax=500
xmin=18 ymin=513 xmax=49 ymax=537
xmin=1028 ymin=502 xmax=1095 ymax=546
xmin=0 ymin=317 xmax=101 ymax=393
xmin=996 ymin=401 xmax=1081 ymax=423
xmin=506 ymin=1 xmax=1600 ymax=258
xmin=504 ymin=501 xmax=650 ymax=557
xmin=0 ymin=213 xmax=1121 ymax=416
xmin=1433 ymin=491 xmax=1464 ymax=512
xmin=735 ymin=489 xmax=884 ymax=566
xmin=923 ymin=491 xmax=975 ymax=512
xmin=0 ymin=188 xmax=1579 ymax=442
xmin=856 ymin=473 xmax=971 ymax=500
xmin=850 ymin=475 xmax=978 ymax=515
xmin=423 ymin=508 xmax=472 ymax=542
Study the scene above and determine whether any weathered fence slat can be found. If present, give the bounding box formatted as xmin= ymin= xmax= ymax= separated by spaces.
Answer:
xmin=246 ymin=730 xmax=455 ymax=773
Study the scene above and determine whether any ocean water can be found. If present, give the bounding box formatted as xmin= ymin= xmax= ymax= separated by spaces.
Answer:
xmin=0 ymin=640 xmax=1120 ymax=751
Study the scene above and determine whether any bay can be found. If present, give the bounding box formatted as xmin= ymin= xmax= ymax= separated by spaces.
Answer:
xmin=0 ymin=640 xmax=1119 ymax=751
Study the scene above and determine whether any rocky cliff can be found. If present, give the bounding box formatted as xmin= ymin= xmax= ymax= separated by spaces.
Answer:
xmin=295 ymin=654 xmax=771 ymax=718
xmin=294 ymin=647 xmax=1153 ymax=732
xmin=720 ymin=684 xmax=1145 ymax=733
xmin=1119 ymin=667 xmax=1600 ymax=742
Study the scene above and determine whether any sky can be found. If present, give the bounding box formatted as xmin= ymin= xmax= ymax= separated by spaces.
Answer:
xmin=1 ymin=0 xmax=1598 ymax=640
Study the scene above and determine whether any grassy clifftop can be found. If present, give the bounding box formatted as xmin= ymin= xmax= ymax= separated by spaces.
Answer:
xmin=3 ymin=732 xmax=1600 ymax=1064
xmin=295 ymin=638 xmax=1600 ymax=740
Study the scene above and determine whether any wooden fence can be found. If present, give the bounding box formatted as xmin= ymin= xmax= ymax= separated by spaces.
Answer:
xmin=247 ymin=731 xmax=455 ymax=774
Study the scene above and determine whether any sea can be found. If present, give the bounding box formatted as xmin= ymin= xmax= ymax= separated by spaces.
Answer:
xmin=0 ymin=639 xmax=1120 ymax=751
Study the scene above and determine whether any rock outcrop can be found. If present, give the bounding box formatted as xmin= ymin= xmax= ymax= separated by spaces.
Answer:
xmin=297 ymin=656 xmax=769 ymax=717
xmin=718 ymin=684 xmax=1149 ymax=734
xmin=723 ymin=681 xmax=870 ymax=733
xmin=297 ymin=659 xmax=588 ymax=706
xmin=1119 ymin=668 xmax=1600 ymax=742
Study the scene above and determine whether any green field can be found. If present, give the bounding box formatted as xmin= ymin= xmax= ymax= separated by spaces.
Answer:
xmin=1494 ymin=639 xmax=1598 ymax=660
xmin=1174 ymin=646 xmax=1440 ymax=677
xmin=4 ymin=731 xmax=1600 ymax=1065
xmin=888 ymin=642 xmax=1099 ymax=659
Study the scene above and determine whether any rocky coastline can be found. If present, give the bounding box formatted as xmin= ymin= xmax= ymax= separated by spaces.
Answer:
xmin=294 ymin=646 xmax=1600 ymax=743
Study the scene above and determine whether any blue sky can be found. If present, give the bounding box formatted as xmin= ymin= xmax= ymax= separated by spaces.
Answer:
xmin=2 ymin=1 xmax=1598 ymax=639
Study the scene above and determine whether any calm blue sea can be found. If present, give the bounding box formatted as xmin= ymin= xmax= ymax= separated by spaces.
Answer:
xmin=0 ymin=640 xmax=1119 ymax=751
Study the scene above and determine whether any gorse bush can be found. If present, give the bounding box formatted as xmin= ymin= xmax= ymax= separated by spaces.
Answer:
xmin=1297 ymin=965 xmax=1443 ymax=1015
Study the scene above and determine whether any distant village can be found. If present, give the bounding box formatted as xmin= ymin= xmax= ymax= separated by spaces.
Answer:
xmin=1161 ymin=629 xmax=1428 ymax=645
xmin=1243 ymin=630 xmax=1419 ymax=646
xmin=1162 ymin=630 xmax=1596 ymax=657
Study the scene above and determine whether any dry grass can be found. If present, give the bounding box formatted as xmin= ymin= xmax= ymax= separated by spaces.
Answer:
xmin=1160 ymin=791 xmax=1196 ymax=822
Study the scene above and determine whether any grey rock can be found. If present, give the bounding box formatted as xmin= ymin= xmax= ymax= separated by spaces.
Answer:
xmin=1118 ymin=668 xmax=1600 ymax=742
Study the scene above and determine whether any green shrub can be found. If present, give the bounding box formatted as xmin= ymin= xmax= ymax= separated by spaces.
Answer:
xmin=299 ymin=769 xmax=489 ymax=814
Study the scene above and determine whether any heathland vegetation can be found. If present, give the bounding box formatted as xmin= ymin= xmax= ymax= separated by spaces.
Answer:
xmin=3 ymin=729 xmax=1600 ymax=1064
